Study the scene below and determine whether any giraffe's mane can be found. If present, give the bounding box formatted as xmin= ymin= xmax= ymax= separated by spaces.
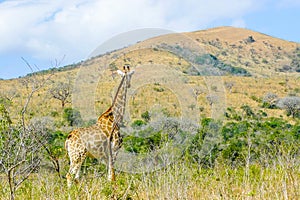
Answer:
xmin=97 ymin=106 xmax=113 ymax=121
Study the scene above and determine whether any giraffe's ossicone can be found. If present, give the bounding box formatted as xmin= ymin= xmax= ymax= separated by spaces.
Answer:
xmin=65 ymin=65 xmax=134 ymax=187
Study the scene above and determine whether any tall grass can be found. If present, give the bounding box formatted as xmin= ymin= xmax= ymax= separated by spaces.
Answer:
xmin=0 ymin=156 xmax=299 ymax=200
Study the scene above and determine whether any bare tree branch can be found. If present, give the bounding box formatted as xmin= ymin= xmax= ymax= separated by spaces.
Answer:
xmin=277 ymin=96 xmax=300 ymax=118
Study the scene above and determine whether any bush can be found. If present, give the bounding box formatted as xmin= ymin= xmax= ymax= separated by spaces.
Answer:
xmin=63 ymin=107 xmax=83 ymax=126
xmin=123 ymin=129 xmax=164 ymax=153
xmin=194 ymin=54 xmax=251 ymax=76
xmin=131 ymin=120 xmax=146 ymax=128
xmin=141 ymin=111 xmax=151 ymax=122
xmin=186 ymin=118 xmax=220 ymax=167
xmin=47 ymin=130 xmax=68 ymax=158
xmin=187 ymin=107 xmax=300 ymax=167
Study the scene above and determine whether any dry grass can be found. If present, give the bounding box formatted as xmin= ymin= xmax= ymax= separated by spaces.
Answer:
xmin=1 ymin=72 xmax=299 ymax=124
xmin=0 ymin=157 xmax=299 ymax=200
xmin=186 ymin=26 xmax=298 ymax=76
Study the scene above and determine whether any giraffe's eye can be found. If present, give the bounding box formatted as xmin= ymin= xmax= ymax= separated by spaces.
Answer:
xmin=123 ymin=66 xmax=126 ymax=70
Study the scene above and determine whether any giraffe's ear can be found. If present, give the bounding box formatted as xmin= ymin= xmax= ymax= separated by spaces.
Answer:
xmin=117 ymin=70 xmax=125 ymax=76
xmin=128 ymin=70 xmax=135 ymax=75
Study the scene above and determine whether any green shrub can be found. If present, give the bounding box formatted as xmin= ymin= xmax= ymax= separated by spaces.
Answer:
xmin=187 ymin=107 xmax=300 ymax=167
xmin=47 ymin=130 xmax=68 ymax=158
xmin=141 ymin=111 xmax=151 ymax=122
xmin=123 ymin=130 xmax=164 ymax=153
xmin=194 ymin=54 xmax=251 ymax=76
xmin=131 ymin=120 xmax=146 ymax=128
xmin=63 ymin=107 xmax=83 ymax=126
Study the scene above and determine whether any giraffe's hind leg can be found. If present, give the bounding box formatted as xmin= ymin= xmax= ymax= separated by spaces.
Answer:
xmin=66 ymin=141 xmax=87 ymax=187
xmin=66 ymin=151 xmax=86 ymax=187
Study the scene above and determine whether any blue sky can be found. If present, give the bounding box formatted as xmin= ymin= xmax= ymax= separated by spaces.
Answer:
xmin=0 ymin=0 xmax=299 ymax=79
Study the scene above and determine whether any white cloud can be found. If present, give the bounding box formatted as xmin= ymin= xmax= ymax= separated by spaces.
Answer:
xmin=0 ymin=0 xmax=264 ymax=65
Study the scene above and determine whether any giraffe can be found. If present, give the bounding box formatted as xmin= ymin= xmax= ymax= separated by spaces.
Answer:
xmin=65 ymin=65 xmax=134 ymax=187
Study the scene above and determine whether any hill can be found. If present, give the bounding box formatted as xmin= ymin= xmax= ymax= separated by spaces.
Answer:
xmin=0 ymin=26 xmax=299 ymax=123
xmin=189 ymin=26 xmax=299 ymax=75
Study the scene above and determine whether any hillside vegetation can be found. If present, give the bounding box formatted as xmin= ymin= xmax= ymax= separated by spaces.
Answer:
xmin=1 ymin=27 xmax=299 ymax=121
xmin=0 ymin=26 xmax=300 ymax=199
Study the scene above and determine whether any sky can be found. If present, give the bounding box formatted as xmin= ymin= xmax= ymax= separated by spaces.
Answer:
xmin=0 ymin=0 xmax=299 ymax=79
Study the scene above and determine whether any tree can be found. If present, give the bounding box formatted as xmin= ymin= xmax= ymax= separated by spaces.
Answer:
xmin=0 ymin=59 xmax=52 ymax=200
xmin=225 ymin=81 xmax=235 ymax=93
xmin=191 ymin=86 xmax=204 ymax=100
xmin=206 ymin=95 xmax=218 ymax=106
xmin=277 ymin=96 xmax=300 ymax=118
xmin=262 ymin=92 xmax=278 ymax=108
xmin=0 ymin=119 xmax=43 ymax=200
xmin=187 ymin=118 xmax=222 ymax=167
xmin=49 ymin=79 xmax=72 ymax=109
xmin=241 ymin=105 xmax=256 ymax=119
xmin=28 ymin=116 xmax=62 ymax=178
xmin=0 ymin=91 xmax=47 ymax=200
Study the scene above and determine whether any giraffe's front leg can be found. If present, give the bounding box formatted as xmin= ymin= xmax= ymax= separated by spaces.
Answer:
xmin=108 ymin=131 xmax=121 ymax=181
xmin=108 ymin=166 xmax=116 ymax=181
xmin=107 ymin=140 xmax=116 ymax=182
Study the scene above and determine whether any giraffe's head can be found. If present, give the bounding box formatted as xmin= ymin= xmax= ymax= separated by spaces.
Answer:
xmin=117 ymin=65 xmax=134 ymax=88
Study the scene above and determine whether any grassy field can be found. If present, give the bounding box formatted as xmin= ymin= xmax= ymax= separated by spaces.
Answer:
xmin=0 ymin=158 xmax=299 ymax=199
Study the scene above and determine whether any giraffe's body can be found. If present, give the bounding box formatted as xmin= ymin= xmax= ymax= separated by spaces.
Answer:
xmin=65 ymin=66 xmax=134 ymax=187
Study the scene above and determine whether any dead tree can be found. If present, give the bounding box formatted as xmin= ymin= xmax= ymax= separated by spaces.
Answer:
xmin=0 ymin=59 xmax=54 ymax=200
xmin=206 ymin=95 xmax=219 ymax=107
xmin=191 ymin=86 xmax=204 ymax=101
xmin=224 ymin=81 xmax=235 ymax=93
xmin=0 ymin=118 xmax=43 ymax=200
xmin=277 ymin=96 xmax=300 ymax=118
xmin=263 ymin=92 xmax=278 ymax=108
xmin=49 ymin=80 xmax=72 ymax=109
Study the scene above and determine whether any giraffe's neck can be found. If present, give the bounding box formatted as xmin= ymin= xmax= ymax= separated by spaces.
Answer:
xmin=96 ymin=107 xmax=114 ymax=135
xmin=96 ymin=74 xmax=128 ymax=130
xmin=111 ymin=75 xmax=128 ymax=125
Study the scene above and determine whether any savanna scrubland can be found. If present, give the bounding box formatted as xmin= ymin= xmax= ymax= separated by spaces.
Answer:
xmin=0 ymin=27 xmax=299 ymax=199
